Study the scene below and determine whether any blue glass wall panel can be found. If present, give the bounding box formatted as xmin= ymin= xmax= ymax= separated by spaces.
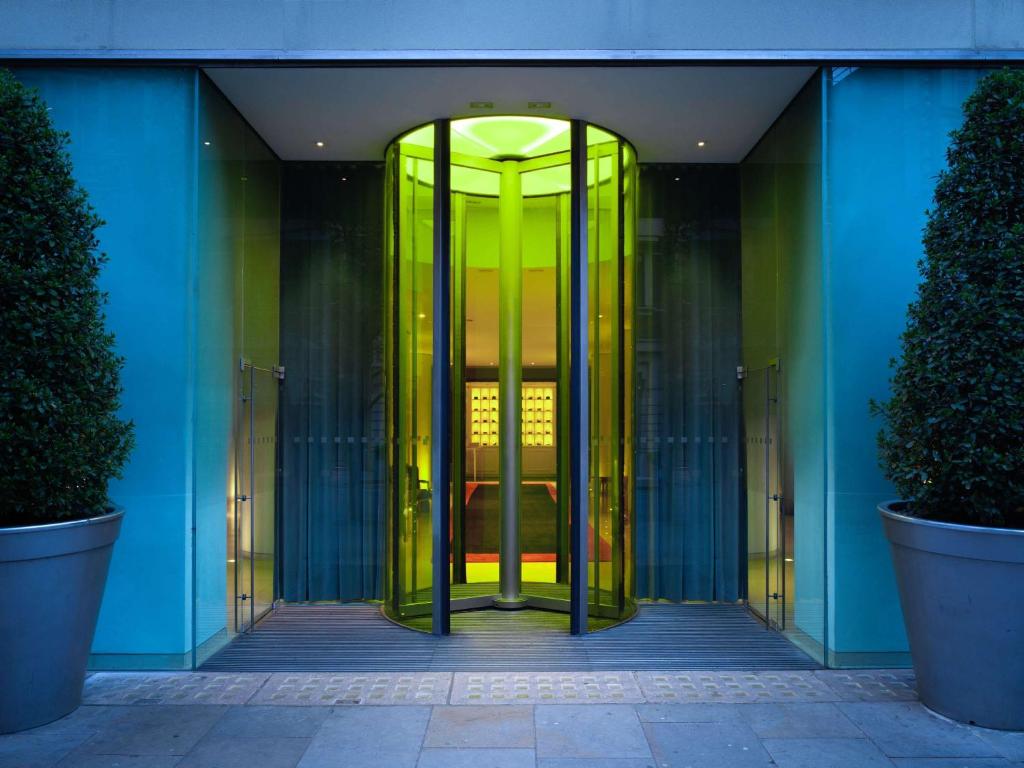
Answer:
xmin=634 ymin=165 xmax=742 ymax=602
xmin=824 ymin=66 xmax=992 ymax=662
xmin=14 ymin=67 xmax=197 ymax=662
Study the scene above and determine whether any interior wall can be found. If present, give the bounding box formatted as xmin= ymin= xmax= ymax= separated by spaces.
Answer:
xmin=823 ymin=66 xmax=992 ymax=664
xmin=741 ymin=73 xmax=827 ymax=660
xmin=634 ymin=164 xmax=742 ymax=602
xmin=278 ymin=162 xmax=386 ymax=602
xmin=12 ymin=67 xmax=197 ymax=665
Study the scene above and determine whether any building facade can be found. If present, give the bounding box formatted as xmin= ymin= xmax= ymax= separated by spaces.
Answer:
xmin=4 ymin=0 xmax=1023 ymax=670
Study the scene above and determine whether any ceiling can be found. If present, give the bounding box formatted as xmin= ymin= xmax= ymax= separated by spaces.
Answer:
xmin=205 ymin=66 xmax=816 ymax=163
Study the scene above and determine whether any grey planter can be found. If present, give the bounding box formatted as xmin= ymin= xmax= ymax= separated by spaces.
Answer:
xmin=880 ymin=502 xmax=1024 ymax=730
xmin=0 ymin=509 xmax=122 ymax=733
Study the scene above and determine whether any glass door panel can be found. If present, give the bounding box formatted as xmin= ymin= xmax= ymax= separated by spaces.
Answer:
xmin=586 ymin=125 xmax=631 ymax=622
xmin=232 ymin=362 xmax=278 ymax=632
xmin=744 ymin=363 xmax=784 ymax=627
xmin=385 ymin=125 xmax=436 ymax=627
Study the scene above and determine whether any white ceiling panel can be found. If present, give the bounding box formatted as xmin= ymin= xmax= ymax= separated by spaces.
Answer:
xmin=204 ymin=66 xmax=816 ymax=163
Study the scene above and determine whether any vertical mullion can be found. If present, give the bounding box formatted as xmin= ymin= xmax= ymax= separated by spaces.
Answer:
xmin=569 ymin=121 xmax=589 ymax=635
xmin=431 ymin=119 xmax=452 ymax=635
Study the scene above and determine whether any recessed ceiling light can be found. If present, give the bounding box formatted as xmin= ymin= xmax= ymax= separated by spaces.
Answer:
xmin=203 ymin=141 xmax=211 ymax=146
xmin=697 ymin=140 xmax=706 ymax=147
xmin=674 ymin=177 xmax=681 ymax=182
xmin=341 ymin=177 xmax=347 ymax=182
xmin=469 ymin=101 xmax=494 ymax=109
xmin=417 ymin=313 xmax=426 ymax=319
xmin=528 ymin=101 xmax=552 ymax=109
xmin=315 ymin=140 xmax=325 ymax=148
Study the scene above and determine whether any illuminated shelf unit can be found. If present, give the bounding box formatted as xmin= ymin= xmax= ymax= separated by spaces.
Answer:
xmin=468 ymin=383 xmax=555 ymax=447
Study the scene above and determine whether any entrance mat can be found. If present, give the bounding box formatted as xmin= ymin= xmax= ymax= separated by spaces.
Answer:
xmin=200 ymin=603 xmax=820 ymax=672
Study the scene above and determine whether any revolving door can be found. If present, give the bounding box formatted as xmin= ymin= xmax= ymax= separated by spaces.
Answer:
xmin=384 ymin=116 xmax=636 ymax=634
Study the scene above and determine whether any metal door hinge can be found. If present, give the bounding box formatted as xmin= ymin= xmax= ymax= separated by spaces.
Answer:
xmin=736 ymin=366 xmax=746 ymax=380
xmin=273 ymin=365 xmax=286 ymax=381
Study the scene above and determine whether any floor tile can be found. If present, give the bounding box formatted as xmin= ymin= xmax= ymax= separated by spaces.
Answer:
xmin=738 ymin=702 xmax=862 ymax=738
xmin=208 ymin=706 xmax=330 ymax=738
xmin=969 ymin=727 xmax=1024 ymax=762
xmin=762 ymin=737 xmax=895 ymax=768
xmin=424 ymin=705 xmax=534 ymax=748
xmin=535 ymin=705 xmax=650 ymax=760
xmin=417 ymin=748 xmax=535 ymax=768
xmin=251 ymin=673 xmax=450 ymax=706
xmin=635 ymin=703 xmax=745 ymax=723
xmin=838 ymin=703 xmax=1001 ymax=758
xmin=83 ymin=675 xmax=267 ymax=706
xmin=643 ymin=721 xmax=772 ymax=768
xmin=73 ymin=706 xmax=227 ymax=757
xmin=176 ymin=734 xmax=309 ymax=768
xmin=451 ymin=672 xmax=642 ymax=704
xmin=636 ymin=671 xmax=837 ymax=703
xmin=0 ymin=731 xmax=94 ymax=768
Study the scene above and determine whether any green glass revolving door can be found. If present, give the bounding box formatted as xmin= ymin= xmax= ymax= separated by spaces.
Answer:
xmin=384 ymin=117 xmax=637 ymax=634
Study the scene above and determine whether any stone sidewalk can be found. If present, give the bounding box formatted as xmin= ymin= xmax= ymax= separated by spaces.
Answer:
xmin=2 ymin=670 xmax=1022 ymax=767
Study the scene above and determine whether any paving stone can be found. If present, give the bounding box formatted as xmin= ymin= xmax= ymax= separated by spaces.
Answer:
xmin=250 ymin=673 xmax=451 ymax=706
xmin=838 ymin=703 xmax=1001 ymax=758
xmin=762 ymin=737 xmax=895 ymax=768
xmin=643 ymin=721 xmax=773 ymax=767
xmin=737 ymin=702 xmax=863 ymax=738
xmin=298 ymin=706 xmax=429 ymax=768
xmin=816 ymin=670 xmax=917 ymax=701
xmin=891 ymin=759 xmax=1014 ymax=767
xmin=83 ymin=674 xmax=267 ymax=706
xmin=424 ymin=705 xmax=534 ymax=748
xmin=53 ymin=755 xmax=183 ymax=767
xmin=968 ymin=728 xmax=1024 ymax=762
xmin=0 ymin=730 xmax=94 ymax=768
xmin=636 ymin=671 xmax=837 ymax=703
xmin=26 ymin=706 xmax=125 ymax=737
xmin=176 ymin=734 xmax=309 ymax=768
xmin=536 ymin=705 xmax=650 ymax=760
xmin=635 ymin=703 xmax=745 ymax=723
xmin=72 ymin=705 xmax=227 ymax=757
xmin=537 ymin=760 xmax=660 ymax=767
xmin=451 ymin=672 xmax=642 ymax=705
xmin=208 ymin=706 xmax=330 ymax=738
xmin=417 ymin=748 xmax=535 ymax=768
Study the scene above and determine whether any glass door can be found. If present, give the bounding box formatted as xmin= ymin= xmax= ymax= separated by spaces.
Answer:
xmin=384 ymin=125 xmax=437 ymax=628
xmin=744 ymin=363 xmax=785 ymax=628
xmin=233 ymin=360 xmax=280 ymax=633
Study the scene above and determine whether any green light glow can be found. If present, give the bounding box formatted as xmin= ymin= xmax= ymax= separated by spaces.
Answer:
xmin=452 ymin=116 xmax=570 ymax=159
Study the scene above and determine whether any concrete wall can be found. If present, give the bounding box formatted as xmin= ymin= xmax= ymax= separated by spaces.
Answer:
xmin=1 ymin=1 xmax=1023 ymax=60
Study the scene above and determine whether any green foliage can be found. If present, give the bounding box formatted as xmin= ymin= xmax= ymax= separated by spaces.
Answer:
xmin=0 ymin=70 xmax=134 ymax=525
xmin=873 ymin=69 xmax=1024 ymax=528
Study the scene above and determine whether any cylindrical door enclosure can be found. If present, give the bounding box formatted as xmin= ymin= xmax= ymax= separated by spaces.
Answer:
xmin=384 ymin=117 xmax=637 ymax=632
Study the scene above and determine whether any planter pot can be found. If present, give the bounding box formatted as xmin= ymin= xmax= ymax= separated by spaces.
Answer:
xmin=880 ymin=501 xmax=1024 ymax=730
xmin=0 ymin=509 xmax=123 ymax=733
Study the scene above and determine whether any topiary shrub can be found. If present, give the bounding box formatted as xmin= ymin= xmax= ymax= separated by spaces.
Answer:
xmin=0 ymin=69 xmax=134 ymax=526
xmin=872 ymin=68 xmax=1024 ymax=529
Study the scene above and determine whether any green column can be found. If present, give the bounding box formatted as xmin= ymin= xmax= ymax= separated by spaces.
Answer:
xmin=497 ymin=159 xmax=524 ymax=607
